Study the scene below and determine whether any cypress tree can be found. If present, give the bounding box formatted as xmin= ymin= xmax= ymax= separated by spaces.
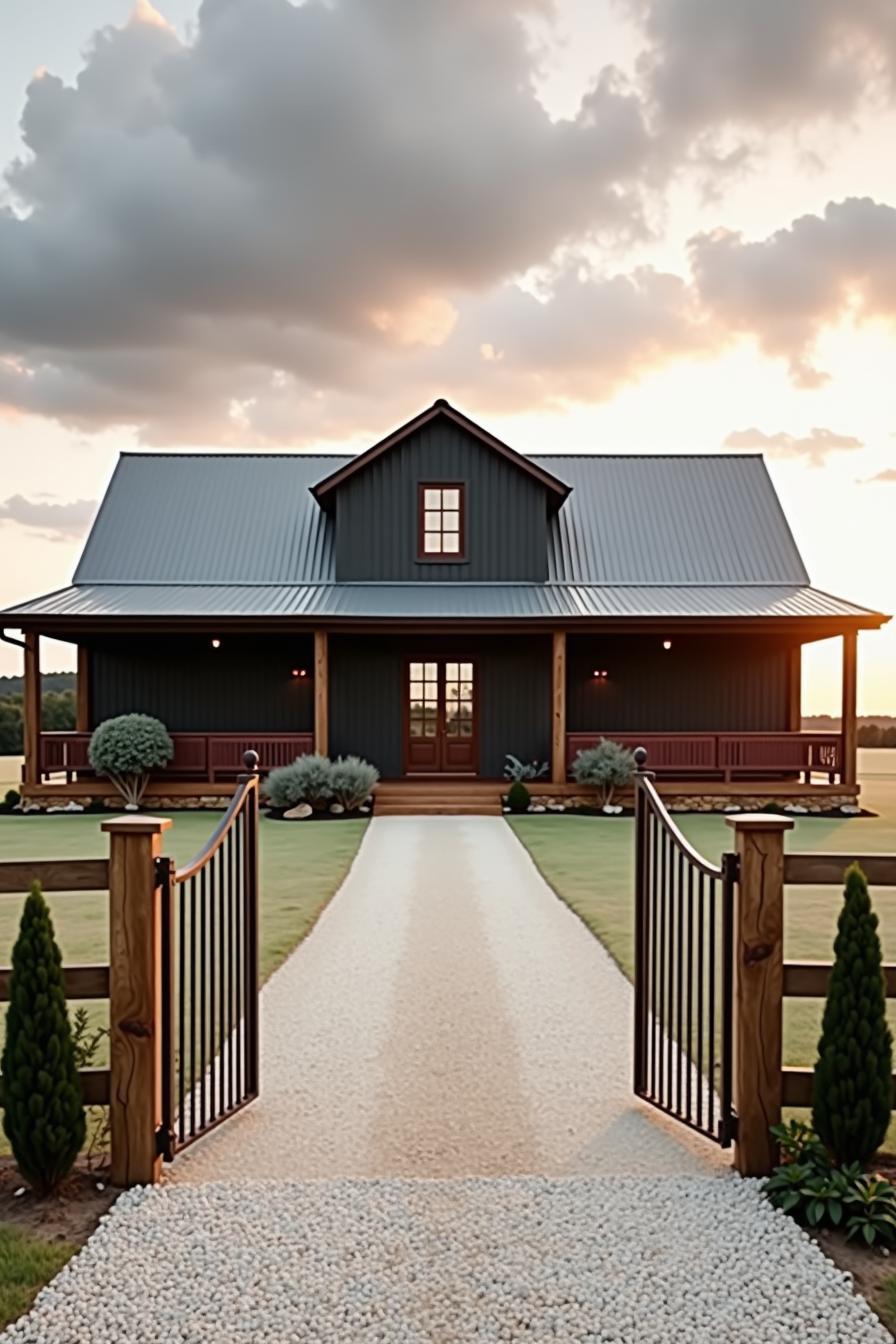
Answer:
xmin=812 ymin=863 xmax=893 ymax=1166
xmin=1 ymin=882 xmax=85 ymax=1195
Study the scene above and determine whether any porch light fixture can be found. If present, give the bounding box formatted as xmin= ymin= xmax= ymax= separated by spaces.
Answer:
xmin=291 ymin=667 xmax=308 ymax=678
xmin=211 ymin=638 xmax=221 ymax=649
xmin=663 ymin=640 xmax=672 ymax=651
xmin=592 ymin=669 xmax=608 ymax=680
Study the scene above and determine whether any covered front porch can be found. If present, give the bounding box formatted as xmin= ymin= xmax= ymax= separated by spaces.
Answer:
xmin=15 ymin=620 xmax=861 ymax=802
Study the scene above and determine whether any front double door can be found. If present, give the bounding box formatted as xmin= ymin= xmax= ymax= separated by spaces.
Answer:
xmin=405 ymin=659 xmax=477 ymax=773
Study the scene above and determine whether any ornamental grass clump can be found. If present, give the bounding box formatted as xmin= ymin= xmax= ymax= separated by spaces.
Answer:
xmin=265 ymin=753 xmax=334 ymax=810
xmin=570 ymin=739 xmax=635 ymax=808
xmin=330 ymin=756 xmax=378 ymax=811
xmin=812 ymin=863 xmax=893 ymax=1167
xmin=1 ymin=882 xmax=86 ymax=1196
xmin=88 ymin=713 xmax=173 ymax=809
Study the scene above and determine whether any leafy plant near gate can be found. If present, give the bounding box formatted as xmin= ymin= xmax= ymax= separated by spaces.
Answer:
xmin=503 ymin=754 xmax=548 ymax=783
xmin=812 ymin=864 xmax=892 ymax=1166
xmin=1 ymin=882 xmax=86 ymax=1196
xmin=506 ymin=780 xmax=530 ymax=812
xmin=88 ymin=713 xmax=173 ymax=808
xmin=764 ymin=1121 xmax=896 ymax=1247
xmin=570 ymin=738 xmax=635 ymax=807
xmin=330 ymin=755 xmax=379 ymax=810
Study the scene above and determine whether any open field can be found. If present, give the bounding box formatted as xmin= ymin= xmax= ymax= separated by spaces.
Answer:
xmin=508 ymin=750 xmax=896 ymax=1082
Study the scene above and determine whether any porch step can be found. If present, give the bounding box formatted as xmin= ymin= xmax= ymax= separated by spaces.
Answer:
xmin=373 ymin=781 xmax=504 ymax=816
xmin=375 ymin=801 xmax=503 ymax=817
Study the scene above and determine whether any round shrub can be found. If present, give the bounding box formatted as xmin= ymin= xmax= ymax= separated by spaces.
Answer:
xmin=330 ymin=756 xmax=379 ymax=811
xmin=3 ymin=788 xmax=20 ymax=810
xmin=507 ymin=780 xmax=530 ymax=813
xmin=2 ymin=881 xmax=86 ymax=1195
xmin=570 ymin=738 xmax=635 ymax=807
xmin=264 ymin=753 xmax=333 ymax=810
xmin=88 ymin=714 xmax=173 ymax=808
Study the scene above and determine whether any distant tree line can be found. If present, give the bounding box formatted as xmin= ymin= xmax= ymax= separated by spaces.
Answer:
xmin=857 ymin=723 xmax=896 ymax=748
xmin=0 ymin=676 xmax=76 ymax=754
xmin=803 ymin=715 xmax=896 ymax=747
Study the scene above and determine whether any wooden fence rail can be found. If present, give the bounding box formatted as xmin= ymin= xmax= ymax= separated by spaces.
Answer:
xmin=727 ymin=822 xmax=896 ymax=1175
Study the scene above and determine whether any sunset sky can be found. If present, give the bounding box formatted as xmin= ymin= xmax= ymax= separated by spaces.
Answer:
xmin=0 ymin=0 xmax=894 ymax=710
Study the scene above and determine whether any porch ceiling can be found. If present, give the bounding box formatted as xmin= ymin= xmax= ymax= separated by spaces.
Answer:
xmin=1 ymin=580 xmax=885 ymax=626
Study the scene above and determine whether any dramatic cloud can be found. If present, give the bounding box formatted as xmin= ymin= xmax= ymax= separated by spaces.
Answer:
xmin=690 ymin=198 xmax=896 ymax=386
xmin=624 ymin=0 xmax=896 ymax=133
xmin=862 ymin=469 xmax=896 ymax=483
xmin=0 ymin=494 xmax=97 ymax=541
xmin=723 ymin=427 xmax=864 ymax=468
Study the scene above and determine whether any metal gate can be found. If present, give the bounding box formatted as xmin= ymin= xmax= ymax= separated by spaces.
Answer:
xmin=157 ymin=753 xmax=260 ymax=1160
xmin=633 ymin=749 xmax=737 ymax=1147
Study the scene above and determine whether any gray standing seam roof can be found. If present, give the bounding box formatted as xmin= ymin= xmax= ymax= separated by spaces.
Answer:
xmin=1 ymin=448 xmax=881 ymax=623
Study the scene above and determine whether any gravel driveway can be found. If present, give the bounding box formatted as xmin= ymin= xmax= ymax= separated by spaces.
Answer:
xmin=7 ymin=818 xmax=886 ymax=1342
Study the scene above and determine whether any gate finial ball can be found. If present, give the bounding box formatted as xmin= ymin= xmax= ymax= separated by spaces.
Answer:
xmin=633 ymin=746 xmax=648 ymax=770
xmin=243 ymin=749 xmax=260 ymax=773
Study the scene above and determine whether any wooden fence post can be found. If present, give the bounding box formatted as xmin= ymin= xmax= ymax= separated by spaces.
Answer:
xmin=102 ymin=815 xmax=172 ymax=1187
xmin=726 ymin=813 xmax=794 ymax=1177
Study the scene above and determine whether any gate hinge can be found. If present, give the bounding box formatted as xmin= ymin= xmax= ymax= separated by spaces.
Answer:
xmin=154 ymin=855 xmax=172 ymax=887
xmin=721 ymin=851 xmax=740 ymax=882
xmin=156 ymin=1125 xmax=176 ymax=1162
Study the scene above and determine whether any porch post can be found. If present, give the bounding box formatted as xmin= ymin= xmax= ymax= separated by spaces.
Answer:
xmin=787 ymin=645 xmax=801 ymax=732
xmin=76 ymin=644 xmax=90 ymax=733
xmin=551 ymin=630 xmax=566 ymax=784
xmin=314 ymin=630 xmax=328 ymax=757
xmin=22 ymin=632 xmax=40 ymax=789
xmin=841 ymin=629 xmax=857 ymax=787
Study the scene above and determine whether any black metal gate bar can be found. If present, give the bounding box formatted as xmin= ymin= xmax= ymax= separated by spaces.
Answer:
xmin=158 ymin=752 xmax=261 ymax=1161
xmin=633 ymin=747 xmax=737 ymax=1148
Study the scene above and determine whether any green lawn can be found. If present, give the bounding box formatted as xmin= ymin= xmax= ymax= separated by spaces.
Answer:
xmin=508 ymin=754 xmax=896 ymax=1079
xmin=0 ymin=1226 xmax=76 ymax=1330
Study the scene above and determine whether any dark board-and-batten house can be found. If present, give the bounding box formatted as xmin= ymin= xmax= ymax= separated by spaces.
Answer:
xmin=2 ymin=399 xmax=888 ymax=812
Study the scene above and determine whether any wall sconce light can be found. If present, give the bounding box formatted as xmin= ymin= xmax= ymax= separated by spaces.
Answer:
xmin=211 ymin=638 xmax=221 ymax=650
xmin=291 ymin=667 xmax=308 ymax=678
xmin=592 ymin=668 xmax=609 ymax=681
xmin=662 ymin=640 xmax=672 ymax=651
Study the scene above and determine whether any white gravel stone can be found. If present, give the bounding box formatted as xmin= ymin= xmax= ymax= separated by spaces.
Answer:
xmin=6 ymin=1176 xmax=887 ymax=1343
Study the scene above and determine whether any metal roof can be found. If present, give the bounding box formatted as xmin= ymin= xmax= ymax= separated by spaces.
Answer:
xmin=73 ymin=449 xmax=808 ymax=586
xmin=4 ymin=582 xmax=878 ymax=622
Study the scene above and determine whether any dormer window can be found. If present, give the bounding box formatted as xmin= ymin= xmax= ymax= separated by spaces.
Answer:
xmin=418 ymin=483 xmax=464 ymax=559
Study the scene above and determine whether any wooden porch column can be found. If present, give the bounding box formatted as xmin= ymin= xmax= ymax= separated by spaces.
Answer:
xmin=314 ymin=630 xmax=328 ymax=757
xmin=787 ymin=645 xmax=801 ymax=732
xmin=726 ymin=813 xmax=793 ymax=1177
xmin=22 ymin=632 xmax=40 ymax=789
xmin=551 ymin=631 xmax=566 ymax=784
xmin=76 ymin=645 xmax=90 ymax=733
xmin=102 ymin=815 xmax=172 ymax=1187
xmin=841 ymin=629 xmax=857 ymax=787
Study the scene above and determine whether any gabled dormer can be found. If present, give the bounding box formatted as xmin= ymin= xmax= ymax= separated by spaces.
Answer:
xmin=311 ymin=399 xmax=571 ymax=582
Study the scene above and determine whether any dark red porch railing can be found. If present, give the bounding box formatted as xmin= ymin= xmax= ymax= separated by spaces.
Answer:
xmin=36 ymin=732 xmax=313 ymax=785
xmin=565 ymin=731 xmax=843 ymax=783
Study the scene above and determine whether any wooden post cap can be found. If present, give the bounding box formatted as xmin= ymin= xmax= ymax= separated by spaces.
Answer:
xmin=725 ymin=814 xmax=795 ymax=831
xmin=101 ymin=816 xmax=173 ymax=835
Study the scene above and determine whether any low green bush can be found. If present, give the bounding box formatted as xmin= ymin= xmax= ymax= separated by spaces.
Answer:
xmin=507 ymin=780 xmax=530 ymax=812
xmin=330 ymin=756 xmax=378 ymax=811
xmin=503 ymin=754 xmax=548 ymax=783
xmin=764 ymin=1121 xmax=896 ymax=1247
xmin=570 ymin=739 xmax=635 ymax=806
xmin=3 ymin=788 xmax=19 ymax=810
xmin=88 ymin=714 xmax=173 ymax=808
xmin=1 ymin=882 xmax=85 ymax=1196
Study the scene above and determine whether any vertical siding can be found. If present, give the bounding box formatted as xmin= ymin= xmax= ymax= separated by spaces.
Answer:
xmin=335 ymin=421 xmax=548 ymax=581
xmin=90 ymin=636 xmax=315 ymax=733
xmin=566 ymin=636 xmax=790 ymax=733
xmin=329 ymin=634 xmax=552 ymax=778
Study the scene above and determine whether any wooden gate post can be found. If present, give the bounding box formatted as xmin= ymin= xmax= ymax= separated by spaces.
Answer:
xmin=102 ymin=815 xmax=172 ymax=1187
xmin=726 ymin=813 xmax=794 ymax=1177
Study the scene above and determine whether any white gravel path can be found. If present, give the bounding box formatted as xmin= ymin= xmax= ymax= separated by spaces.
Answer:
xmin=6 ymin=1176 xmax=888 ymax=1343
xmin=6 ymin=818 xmax=884 ymax=1341
xmin=173 ymin=816 xmax=726 ymax=1180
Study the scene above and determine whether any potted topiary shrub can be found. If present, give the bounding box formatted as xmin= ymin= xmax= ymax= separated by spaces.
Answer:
xmin=507 ymin=780 xmax=531 ymax=813
xmin=570 ymin=738 xmax=635 ymax=813
xmin=88 ymin=714 xmax=173 ymax=810
xmin=2 ymin=882 xmax=86 ymax=1196
xmin=812 ymin=863 xmax=893 ymax=1166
